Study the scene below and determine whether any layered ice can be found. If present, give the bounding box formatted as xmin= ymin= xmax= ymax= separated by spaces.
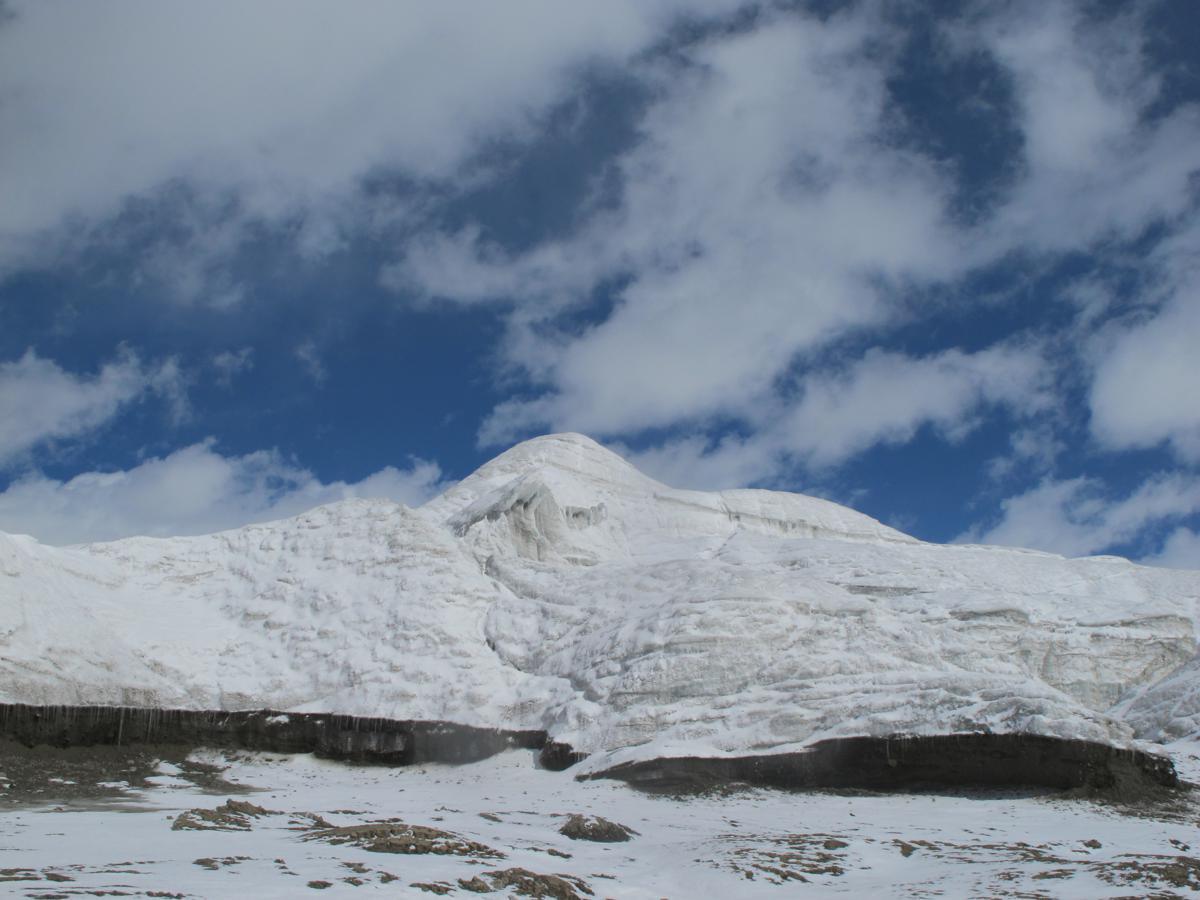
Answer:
xmin=1 ymin=433 xmax=1197 ymax=766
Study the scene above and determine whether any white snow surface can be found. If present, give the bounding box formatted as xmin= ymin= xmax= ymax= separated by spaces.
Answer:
xmin=2 ymin=432 xmax=1199 ymax=764
xmin=5 ymin=748 xmax=1200 ymax=898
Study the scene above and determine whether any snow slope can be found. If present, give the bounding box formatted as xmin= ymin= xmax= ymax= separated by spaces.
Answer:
xmin=1 ymin=433 xmax=1198 ymax=765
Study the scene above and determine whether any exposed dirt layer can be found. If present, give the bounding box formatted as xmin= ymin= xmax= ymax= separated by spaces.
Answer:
xmin=0 ymin=739 xmax=250 ymax=809
xmin=588 ymin=733 xmax=1179 ymax=795
xmin=0 ymin=703 xmax=545 ymax=765
xmin=0 ymin=705 xmax=1182 ymax=799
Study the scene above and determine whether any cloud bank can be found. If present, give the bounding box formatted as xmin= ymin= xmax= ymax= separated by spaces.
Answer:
xmin=0 ymin=441 xmax=448 ymax=545
xmin=0 ymin=349 xmax=183 ymax=468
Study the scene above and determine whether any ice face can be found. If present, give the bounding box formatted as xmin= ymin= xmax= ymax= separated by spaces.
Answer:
xmin=1 ymin=432 xmax=1197 ymax=763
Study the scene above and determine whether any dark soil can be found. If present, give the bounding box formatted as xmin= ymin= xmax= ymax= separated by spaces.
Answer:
xmin=587 ymin=733 xmax=1179 ymax=796
xmin=0 ymin=739 xmax=250 ymax=809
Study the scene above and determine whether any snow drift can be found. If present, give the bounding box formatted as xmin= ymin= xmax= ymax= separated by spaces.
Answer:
xmin=1 ymin=433 xmax=1198 ymax=772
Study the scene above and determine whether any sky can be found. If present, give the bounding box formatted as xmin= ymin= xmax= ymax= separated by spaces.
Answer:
xmin=0 ymin=0 xmax=1198 ymax=567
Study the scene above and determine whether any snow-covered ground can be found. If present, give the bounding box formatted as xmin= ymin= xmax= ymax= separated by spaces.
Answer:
xmin=2 ymin=746 xmax=1198 ymax=898
xmin=2 ymin=432 xmax=1199 ymax=769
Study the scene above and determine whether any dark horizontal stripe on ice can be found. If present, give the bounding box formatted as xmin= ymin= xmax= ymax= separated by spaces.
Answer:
xmin=0 ymin=703 xmax=544 ymax=765
xmin=585 ymin=733 xmax=1179 ymax=795
xmin=0 ymin=706 xmax=1179 ymax=795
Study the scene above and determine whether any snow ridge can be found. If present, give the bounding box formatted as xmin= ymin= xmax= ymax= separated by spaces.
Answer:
xmin=1 ymin=432 xmax=1198 ymax=766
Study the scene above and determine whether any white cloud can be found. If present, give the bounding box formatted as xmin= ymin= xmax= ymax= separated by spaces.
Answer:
xmin=1089 ymin=254 xmax=1200 ymax=465
xmin=960 ymin=474 xmax=1200 ymax=559
xmin=445 ymin=11 xmax=960 ymax=445
xmin=414 ymin=4 xmax=1196 ymax=471
xmin=985 ymin=424 xmax=1066 ymax=481
xmin=0 ymin=0 xmax=746 ymax=279
xmin=778 ymin=344 xmax=1052 ymax=468
xmin=606 ymin=341 xmax=1052 ymax=490
xmin=985 ymin=7 xmax=1135 ymax=174
xmin=0 ymin=348 xmax=182 ymax=467
xmin=0 ymin=440 xmax=449 ymax=545
xmin=615 ymin=433 xmax=780 ymax=492
xmin=1143 ymin=527 xmax=1200 ymax=570
xmin=973 ymin=4 xmax=1200 ymax=255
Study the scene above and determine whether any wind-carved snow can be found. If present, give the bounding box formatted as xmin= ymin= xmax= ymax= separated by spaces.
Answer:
xmin=1 ymin=432 xmax=1198 ymax=767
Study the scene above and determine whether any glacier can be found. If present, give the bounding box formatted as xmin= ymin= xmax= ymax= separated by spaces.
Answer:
xmin=1 ymin=432 xmax=1198 ymax=774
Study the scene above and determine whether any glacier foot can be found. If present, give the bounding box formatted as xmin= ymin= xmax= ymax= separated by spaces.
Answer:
xmin=585 ymin=733 xmax=1180 ymax=796
xmin=0 ymin=703 xmax=1182 ymax=799
xmin=0 ymin=703 xmax=544 ymax=765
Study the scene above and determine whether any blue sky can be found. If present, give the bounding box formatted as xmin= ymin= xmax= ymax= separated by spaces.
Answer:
xmin=0 ymin=0 xmax=1198 ymax=566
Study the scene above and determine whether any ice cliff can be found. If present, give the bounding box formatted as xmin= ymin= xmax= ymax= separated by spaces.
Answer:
xmin=1 ymin=433 xmax=1198 ymax=768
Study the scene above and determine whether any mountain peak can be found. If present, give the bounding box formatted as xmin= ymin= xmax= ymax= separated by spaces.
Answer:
xmin=422 ymin=432 xmax=916 ymax=566
xmin=469 ymin=432 xmax=651 ymax=483
xmin=422 ymin=433 xmax=657 ymax=520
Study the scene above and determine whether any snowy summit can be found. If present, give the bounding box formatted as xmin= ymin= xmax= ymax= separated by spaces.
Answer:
xmin=2 ymin=433 xmax=1198 ymax=772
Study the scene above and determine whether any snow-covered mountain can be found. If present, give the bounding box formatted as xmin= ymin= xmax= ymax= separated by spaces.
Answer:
xmin=2 ymin=433 xmax=1198 ymax=769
